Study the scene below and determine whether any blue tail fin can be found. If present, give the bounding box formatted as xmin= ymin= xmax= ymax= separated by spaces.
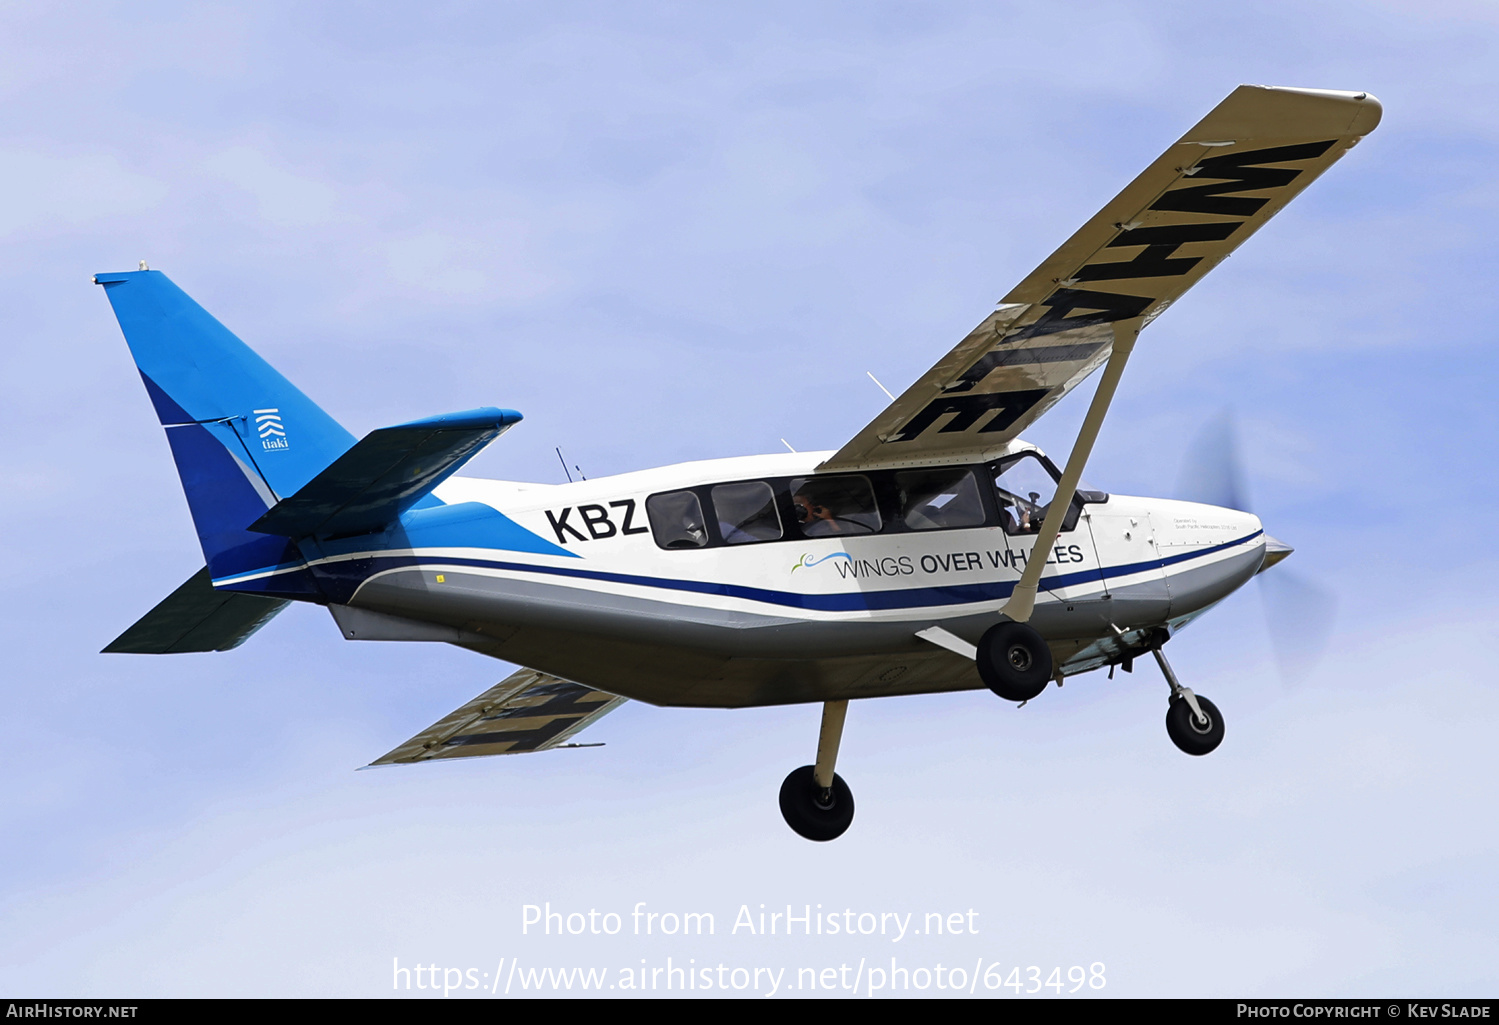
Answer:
xmin=97 ymin=269 xmax=356 ymax=594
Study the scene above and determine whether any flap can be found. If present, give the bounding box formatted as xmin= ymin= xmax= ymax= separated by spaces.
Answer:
xmin=371 ymin=667 xmax=627 ymax=764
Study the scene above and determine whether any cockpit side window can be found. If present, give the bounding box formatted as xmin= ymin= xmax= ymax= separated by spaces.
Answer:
xmin=646 ymin=490 xmax=708 ymax=549
xmin=788 ymin=475 xmax=881 ymax=537
xmin=711 ymin=481 xmax=783 ymax=544
xmin=991 ymin=453 xmax=1079 ymax=536
xmin=895 ymin=468 xmax=986 ymax=531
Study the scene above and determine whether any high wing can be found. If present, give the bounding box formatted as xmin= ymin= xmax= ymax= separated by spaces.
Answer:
xmin=370 ymin=667 xmax=626 ymax=765
xmin=822 ymin=85 xmax=1382 ymax=472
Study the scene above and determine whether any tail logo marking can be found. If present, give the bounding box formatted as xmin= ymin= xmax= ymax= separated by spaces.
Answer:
xmin=254 ymin=408 xmax=289 ymax=450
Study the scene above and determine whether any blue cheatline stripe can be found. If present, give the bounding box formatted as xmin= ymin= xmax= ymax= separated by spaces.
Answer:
xmin=215 ymin=531 xmax=1261 ymax=611
xmin=235 ymin=529 xmax=1259 ymax=614
xmin=1109 ymin=530 xmax=1262 ymax=576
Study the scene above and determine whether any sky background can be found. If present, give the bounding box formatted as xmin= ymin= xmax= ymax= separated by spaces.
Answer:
xmin=1 ymin=0 xmax=1496 ymax=998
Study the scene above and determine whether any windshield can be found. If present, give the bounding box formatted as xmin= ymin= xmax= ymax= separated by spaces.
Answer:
xmin=992 ymin=453 xmax=1057 ymax=535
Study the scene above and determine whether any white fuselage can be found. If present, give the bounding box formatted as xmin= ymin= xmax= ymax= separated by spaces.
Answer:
xmin=320 ymin=447 xmax=1266 ymax=708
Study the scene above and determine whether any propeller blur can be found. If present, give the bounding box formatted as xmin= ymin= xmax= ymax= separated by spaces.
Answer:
xmin=1177 ymin=411 xmax=1338 ymax=686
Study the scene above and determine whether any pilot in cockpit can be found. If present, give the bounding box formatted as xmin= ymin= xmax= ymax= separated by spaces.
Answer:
xmin=997 ymin=489 xmax=1045 ymax=533
xmin=1020 ymin=491 xmax=1043 ymax=532
xmin=793 ymin=491 xmax=842 ymax=536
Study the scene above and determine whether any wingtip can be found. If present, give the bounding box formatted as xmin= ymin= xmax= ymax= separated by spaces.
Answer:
xmin=1254 ymin=84 xmax=1383 ymax=131
xmin=1200 ymin=85 xmax=1384 ymax=141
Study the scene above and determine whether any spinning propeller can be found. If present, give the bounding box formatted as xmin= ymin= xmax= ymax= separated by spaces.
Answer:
xmin=1177 ymin=413 xmax=1337 ymax=686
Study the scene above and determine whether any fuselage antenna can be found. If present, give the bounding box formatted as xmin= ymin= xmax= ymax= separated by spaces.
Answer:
xmin=866 ymin=371 xmax=896 ymax=402
xmin=555 ymin=447 xmax=573 ymax=484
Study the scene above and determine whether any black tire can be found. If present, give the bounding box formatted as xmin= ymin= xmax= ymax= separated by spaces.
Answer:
xmin=1165 ymin=694 xmax=1224 ymax=756
xmin=976 ymin=621 xmax=1053 ymax=702
xmin=778 ymin=765 xmax=855 ymax=842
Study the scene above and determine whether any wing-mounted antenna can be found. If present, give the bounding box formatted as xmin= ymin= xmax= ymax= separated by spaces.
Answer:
xmin=866 ymin=371 xmax=896 ymax=401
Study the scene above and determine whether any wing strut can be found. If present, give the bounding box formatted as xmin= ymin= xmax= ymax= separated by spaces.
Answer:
xmin=1002 ymin=318 xmax=1140 ymax=623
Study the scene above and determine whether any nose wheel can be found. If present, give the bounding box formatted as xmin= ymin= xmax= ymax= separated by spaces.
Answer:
xmin=780 ymin=700 xmax=855 ymax=841
xmin=1149 ymin=643 xmax=1225 ymax=756
xmin=1165 ymin=693 xmax=1224 ymax=755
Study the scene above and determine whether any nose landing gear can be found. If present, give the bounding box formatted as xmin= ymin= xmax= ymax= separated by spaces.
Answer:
xmin=1165 ymin=691 xmax=1224 ymax=755
xmin=1150 ymin=644 xmax=1225 ymax=756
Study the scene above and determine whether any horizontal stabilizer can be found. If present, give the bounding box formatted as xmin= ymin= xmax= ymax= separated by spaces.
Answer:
xmin=371 ymin=667 xmax=626 ymax=765
xmin=103 ymin=567 xmax=288 ymax=654
xmin=249 ymin=407 xmax=521 ymax=539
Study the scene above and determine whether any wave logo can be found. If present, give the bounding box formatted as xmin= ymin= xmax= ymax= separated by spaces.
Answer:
xmin=254 ymin=408 xmax=289 ymax=450
xmin=790 ymin=551 xmax=852 ymax=573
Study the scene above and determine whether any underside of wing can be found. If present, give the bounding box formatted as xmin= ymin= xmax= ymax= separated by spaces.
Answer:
xmin=822 ymin=85 xmax=1381 ymax=472
xmin=370 ymin=667 xmax=626 ymax=765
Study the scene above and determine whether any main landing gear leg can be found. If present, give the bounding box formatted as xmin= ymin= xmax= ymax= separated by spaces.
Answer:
xmin=779 ymin=700 xmax=855 ymax=841
xmin=1151 ymin=645 xmax=1225 ymax=756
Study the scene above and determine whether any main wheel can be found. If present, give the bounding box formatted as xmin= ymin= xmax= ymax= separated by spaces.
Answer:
xmin=1165 ymin=694 xmax=1224 ymax=755
xmin=976 ymin=621 xmax=1053 ymax=702
xmin=778 ymin=765 xmax=855 ymax=842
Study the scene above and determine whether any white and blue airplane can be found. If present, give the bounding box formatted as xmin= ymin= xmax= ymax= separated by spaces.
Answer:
xmin=100 ymin=85 xmax=1379 ymax=840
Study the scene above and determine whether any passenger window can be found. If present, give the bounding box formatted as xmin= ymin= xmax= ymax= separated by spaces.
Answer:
xmin=896 ymin=468 xmax=986 ymax=531
xmin=789 ymin=476 xmax=881 ymax=537
xmin=646 ymin=491 xmax=708 ymax=549
xmin=992 ymin=453 xmax=1067 ymax=536
xmin=711 ymin=481 xmax=783 ymax=545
